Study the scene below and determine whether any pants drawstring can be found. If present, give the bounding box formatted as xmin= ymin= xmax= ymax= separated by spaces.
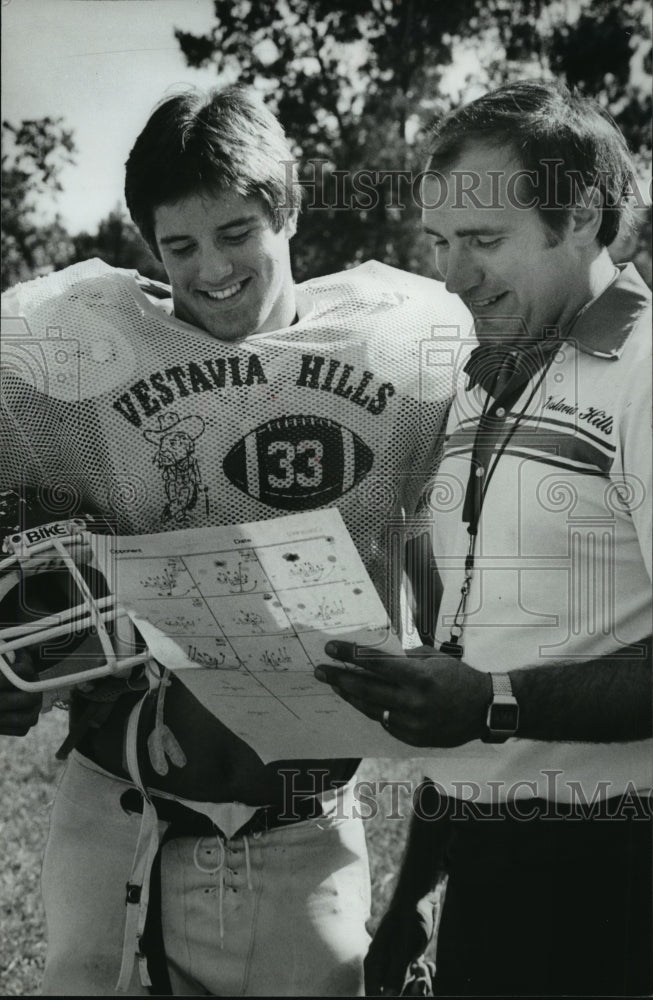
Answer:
xmin=219 ymin=868 xmax=225 ymax=947
xmin=243 ymin=833 xmax=253 ymax=892
xmin=190 ymin=831 xmax=254 ymax=948
xmin=192 ymin=834 xmax=226 ymax=948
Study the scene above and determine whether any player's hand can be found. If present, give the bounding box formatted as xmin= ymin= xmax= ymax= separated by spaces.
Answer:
xmin=315 ymin=640 xmax=492 ymax=747
xmin=365 ymin=894 xmax=438 ymax=996
xmin=0 ymin=649 xmax=42 ymax=735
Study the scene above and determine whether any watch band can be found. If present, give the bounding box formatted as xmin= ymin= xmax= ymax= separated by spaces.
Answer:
xmin=491 ymin=672 xmax=513 ymax=699
xmin=483 ymin=672 xmax=520 ymax=743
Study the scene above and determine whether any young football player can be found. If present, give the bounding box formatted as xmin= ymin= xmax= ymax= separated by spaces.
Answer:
xmin=0 ymin=84 xmax=470 ymax=996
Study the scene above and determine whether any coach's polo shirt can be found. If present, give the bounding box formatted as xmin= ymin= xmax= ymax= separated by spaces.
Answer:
xmin=425 ymin=264 xmax=652 ymax=804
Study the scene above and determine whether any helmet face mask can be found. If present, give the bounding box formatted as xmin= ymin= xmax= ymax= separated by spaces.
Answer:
xmin=0 ymin=519 xmax=151 ymax=692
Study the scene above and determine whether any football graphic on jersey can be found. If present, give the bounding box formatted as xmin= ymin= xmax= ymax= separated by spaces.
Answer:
xmin=223 ymin=415 xmax=373 ymax=511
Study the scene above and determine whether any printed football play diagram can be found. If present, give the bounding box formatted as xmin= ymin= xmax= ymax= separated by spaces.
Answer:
xmin=91 ymin=508 xmax=422 ymax=760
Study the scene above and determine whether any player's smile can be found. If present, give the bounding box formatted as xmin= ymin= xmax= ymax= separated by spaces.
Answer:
xmin=196 ymin=277 xmax=252 ymax=310
xmin=201 ymin=279 xmax=248 ymax=302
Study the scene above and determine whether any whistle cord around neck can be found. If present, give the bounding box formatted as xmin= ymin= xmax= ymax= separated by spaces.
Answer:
xmin=440 ymin=352 xmax=557 ymax=660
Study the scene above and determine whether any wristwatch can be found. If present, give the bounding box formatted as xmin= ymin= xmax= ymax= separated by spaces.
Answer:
xmin=482 ymin=672 xmax=520 ymax=743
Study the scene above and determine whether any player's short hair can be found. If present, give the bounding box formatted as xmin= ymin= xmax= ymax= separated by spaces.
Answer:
xmin=425 ymin=80 xmax=637 ymax=247
xmin=125 ymin=85 xmax=302 ymax=257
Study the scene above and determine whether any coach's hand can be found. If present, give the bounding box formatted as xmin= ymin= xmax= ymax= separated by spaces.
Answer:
xmin=315 ymin=641 xmax=492 ymax=748
xmin=0 ymin=650 xmax=42 ymax=735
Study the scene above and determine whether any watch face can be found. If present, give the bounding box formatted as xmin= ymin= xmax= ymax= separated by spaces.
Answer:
xmin=489 ymin=703 xmax=519 ymax=733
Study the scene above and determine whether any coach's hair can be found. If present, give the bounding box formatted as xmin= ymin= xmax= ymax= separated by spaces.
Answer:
xmin=125 ymin=85 xmax=302 ymax=257
xmin=425 ymin=80 xmax=637 ymax=246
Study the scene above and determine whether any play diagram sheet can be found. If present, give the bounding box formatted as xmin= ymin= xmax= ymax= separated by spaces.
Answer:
xmin=92 ymin=509 xmax=415 ymax=760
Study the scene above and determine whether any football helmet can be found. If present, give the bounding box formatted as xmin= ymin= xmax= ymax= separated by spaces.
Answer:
xmin=0 ymin=513 xmax=152 ymax=693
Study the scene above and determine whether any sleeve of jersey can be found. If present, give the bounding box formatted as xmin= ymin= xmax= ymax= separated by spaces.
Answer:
xmin=0 ymin=264 xmax=116 ymax=500
xmin=1 ymin=292 xmax=38 ymax=489
xmin=0 ymin=316 xmax=56 ymax=501
xmin=617 ymin=327 xmax=652 ymax=581
xmin=0 ymin=278 xmax=113 ymax=635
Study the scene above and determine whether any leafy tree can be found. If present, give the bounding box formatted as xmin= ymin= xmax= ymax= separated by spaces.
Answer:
xmin=71 ymin=205 xmax=167 ymax=281
xmin=2 ymin=118 xmax=76 ymax=290
xmin=174 ymin=0 xmax=651 ymax=282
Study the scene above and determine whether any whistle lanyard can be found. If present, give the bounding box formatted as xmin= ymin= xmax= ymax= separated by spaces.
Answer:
xmin=440 ymin=350 xmax=557 ymax=660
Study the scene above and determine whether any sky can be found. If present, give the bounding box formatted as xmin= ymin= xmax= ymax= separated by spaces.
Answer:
xmin=2 ymin=0 xmax=222 ymax=233
xmin=3 ymin=0 xmax=650 ymax=237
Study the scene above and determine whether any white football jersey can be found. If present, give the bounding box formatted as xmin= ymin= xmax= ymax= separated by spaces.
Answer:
xmin=0 ymin=258 xmax=472 ymax=627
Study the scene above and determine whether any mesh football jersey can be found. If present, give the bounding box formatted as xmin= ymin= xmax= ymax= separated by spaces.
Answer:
xmin=1 ymin=258 xmax=471 ymax=625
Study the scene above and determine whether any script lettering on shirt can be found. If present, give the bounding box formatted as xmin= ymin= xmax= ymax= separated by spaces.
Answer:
xmin=544 ymin=395 xmax=613 ymax=434
xmin=544 ymin=395 xmax=579 ymax=416
xmin=577 ymin=405 xmax=613 ymax=434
